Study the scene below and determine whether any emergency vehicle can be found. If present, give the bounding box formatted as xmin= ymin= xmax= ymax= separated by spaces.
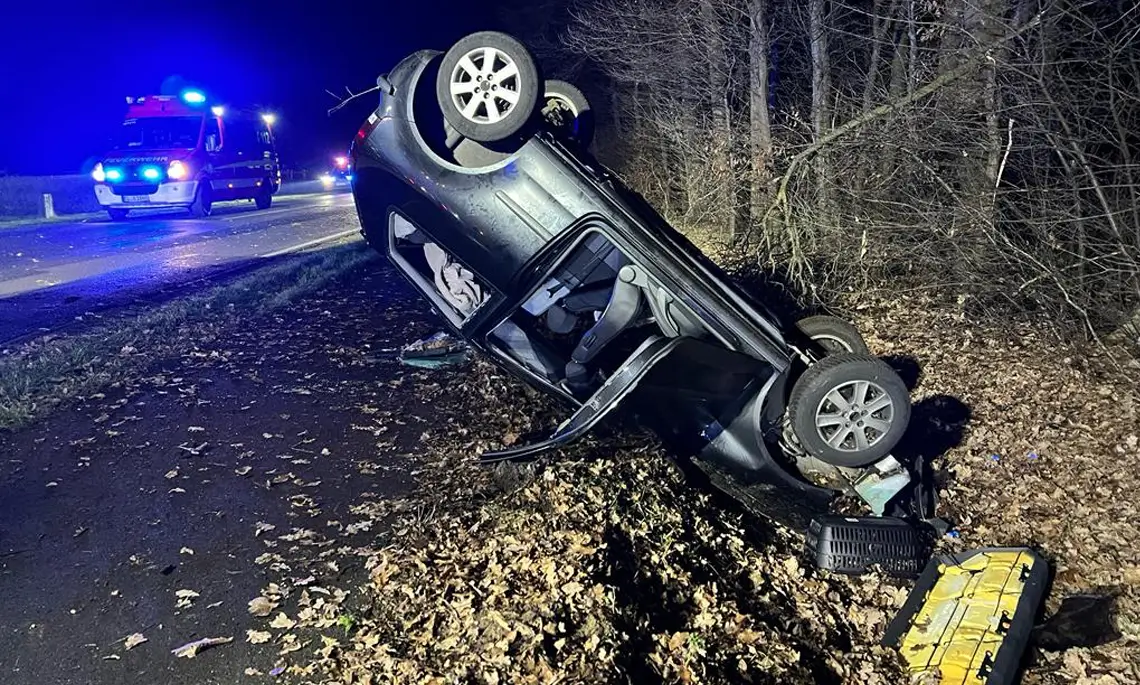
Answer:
xmin=319 ymin=154 xmax=353 ymax=189
xmin=91 ymin=89 xmax=281 ymax=220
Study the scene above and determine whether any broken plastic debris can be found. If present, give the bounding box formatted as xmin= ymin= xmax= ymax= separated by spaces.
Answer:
xmin=398 ymin=332 xmax=471 ymax=369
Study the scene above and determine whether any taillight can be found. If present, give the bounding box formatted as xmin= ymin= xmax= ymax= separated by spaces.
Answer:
xmin=168 ymin=160 xmax=189 ymax=180
xmin=354 ymin=111 xmax=381 ymax=146
xmin=92 ymin=162 xmax=106 ymax=183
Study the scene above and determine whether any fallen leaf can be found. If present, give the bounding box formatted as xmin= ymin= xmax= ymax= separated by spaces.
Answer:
xmin=235 ymin=466 xmax=252 ymax=476
xmin=171 ymin=636 xmax=232 ymax=658
xmin=175 ymin=589 xmax=200 ymax=599
xmin=246 ymin=630 xmax=273 ymax=644
xmin=180 ymin=547 xmax=194 ymax=555
xmin=123 ymin=633 xmax=147 ymax=650
xmin=269 ymin=612 xmax=296 ymax=630
xmin=248 ymin=596 xmax=276 ymax=617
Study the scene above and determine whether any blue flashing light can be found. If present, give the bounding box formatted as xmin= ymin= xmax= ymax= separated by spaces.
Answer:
xmin=141 ymin=166 xmax=161 ymax=181
xmin=105 ymin=168 xmax=124 ymax=182
xmin=346 ymin=174 xmax=354 ymax=182
xmin=182 ymin=90 xmax=206 ymax=104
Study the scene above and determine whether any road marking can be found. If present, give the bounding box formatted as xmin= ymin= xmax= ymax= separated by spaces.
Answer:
xmin=260 ymin=228 xmax=361 ymax=258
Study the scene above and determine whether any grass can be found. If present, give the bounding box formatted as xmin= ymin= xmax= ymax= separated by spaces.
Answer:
xmin=0 ymin=174 xmax=100 ymax=219
xmin=0 ymin=242 xmax=378 ymax=431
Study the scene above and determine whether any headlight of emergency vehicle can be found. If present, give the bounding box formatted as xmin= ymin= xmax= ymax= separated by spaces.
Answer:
xmin=167 ymin=160 xmax=189 ymax=181
xmin=92 ymin=162 xmax=106 ymax=183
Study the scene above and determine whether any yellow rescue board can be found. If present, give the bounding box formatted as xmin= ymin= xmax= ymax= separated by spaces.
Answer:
xmin=882 ymin=547 xmax=1049 ymax=685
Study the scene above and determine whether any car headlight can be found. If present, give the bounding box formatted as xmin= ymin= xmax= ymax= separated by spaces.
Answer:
xmin=92 ymin=162 xmax=106 ymax=183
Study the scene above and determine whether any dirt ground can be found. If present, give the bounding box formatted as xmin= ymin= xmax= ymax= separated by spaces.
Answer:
xmin=2 ymin=251 xmax=1137 ymax=684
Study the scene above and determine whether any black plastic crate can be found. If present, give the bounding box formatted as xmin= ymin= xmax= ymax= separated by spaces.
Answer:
xmin=805 ymin=516 xmax=929 ymax=578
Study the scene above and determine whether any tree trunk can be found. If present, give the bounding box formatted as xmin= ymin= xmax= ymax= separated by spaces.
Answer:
xmin=701 ymin=0 xmax=737 ymax=239
xmin=862 ymin=0 xmax=899 ymax=113
xmin=809 ymin=0 xmax=833 ymax=231
xmin=748 ymin=0 xmax=772 ymax=223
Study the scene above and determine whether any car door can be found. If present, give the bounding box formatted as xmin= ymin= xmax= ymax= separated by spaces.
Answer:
xmin=479 ymin=335 xmax=775 ymax=462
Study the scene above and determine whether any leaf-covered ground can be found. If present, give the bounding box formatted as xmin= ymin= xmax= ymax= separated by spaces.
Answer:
xmin=250 ymin=275 xmax=1138 ymax=683
xmin=3 ymin=246 xmax=1137 ymax=684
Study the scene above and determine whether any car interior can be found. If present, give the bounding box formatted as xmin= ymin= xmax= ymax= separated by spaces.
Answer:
xmin=485 ymin=231 xmax=713 ymax=400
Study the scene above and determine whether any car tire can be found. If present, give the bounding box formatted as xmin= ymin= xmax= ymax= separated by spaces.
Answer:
xmin=788 ymin=352 xmax=910 ymax=468
xmin=107 ymin=208 xmax=129 ymax=221
xmin=542 ymin=80 xmax=594 ymax=148
xmin=255 ymin=185 xmax=272 ymax=210
xmin=795 ymin=315 xmax=869 ymax=355
xmin=435 ymin=31 xmax=541 ymax=143
xmin=189 ymin=183 xmax=213 ymax=218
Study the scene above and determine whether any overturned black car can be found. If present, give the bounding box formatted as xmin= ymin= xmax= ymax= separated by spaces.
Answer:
xmin=350 ymin=31 xmax=915 ymax=527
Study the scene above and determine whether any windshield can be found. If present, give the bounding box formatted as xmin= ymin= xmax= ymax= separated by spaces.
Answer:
xmin=114 ymin=116 xmax=202 ymax=150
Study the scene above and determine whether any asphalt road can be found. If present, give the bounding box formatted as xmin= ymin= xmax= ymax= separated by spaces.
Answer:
xmin=0 ymin=190 xmax=362 ymax=345
xmin=0 ymin=258 xmax=440 ymax=684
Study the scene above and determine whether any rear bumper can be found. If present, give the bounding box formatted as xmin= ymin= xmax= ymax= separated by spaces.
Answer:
xmin=95 ymin=181 xmax=198 ymax=208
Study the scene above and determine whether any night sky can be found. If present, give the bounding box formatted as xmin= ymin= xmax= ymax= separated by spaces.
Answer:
xmin=0 ymin=0 xmax=496 ymax=176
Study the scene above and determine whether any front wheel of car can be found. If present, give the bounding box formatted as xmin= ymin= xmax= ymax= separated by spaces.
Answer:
xmin=788 ymin=353 xmax=910 ymax=468
xmin=107 ymin=208 xmax=129 ymax=221
xmin=189 ymin=183 xmax=213 ymax=218
xmin=435 ymin=31 xmax=541 ymax=143
xmin=795 ymin=315 xmax=869 ymax=355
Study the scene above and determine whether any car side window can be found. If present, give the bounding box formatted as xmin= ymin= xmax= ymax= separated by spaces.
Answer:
xmin=204 ymin=118 xmax=222 ymax=152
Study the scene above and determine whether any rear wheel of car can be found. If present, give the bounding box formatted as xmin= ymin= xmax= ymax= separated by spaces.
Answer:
xmin=189 ymin=183 xmax=213 ymax=218
xmin=795 ymin=315 xmax=869 ymax=355
xmin=107 ymin=208 xmax=129 ymax=221
xmin=435 ymin=31 xmax=541 ymax=143
xmin=788 ymin=353 xmax=910 ymax=468
xmin=255 ymin=184 xmax=272 ymax=210
xmin=542 ymin=80 xmax=594 ymax=148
